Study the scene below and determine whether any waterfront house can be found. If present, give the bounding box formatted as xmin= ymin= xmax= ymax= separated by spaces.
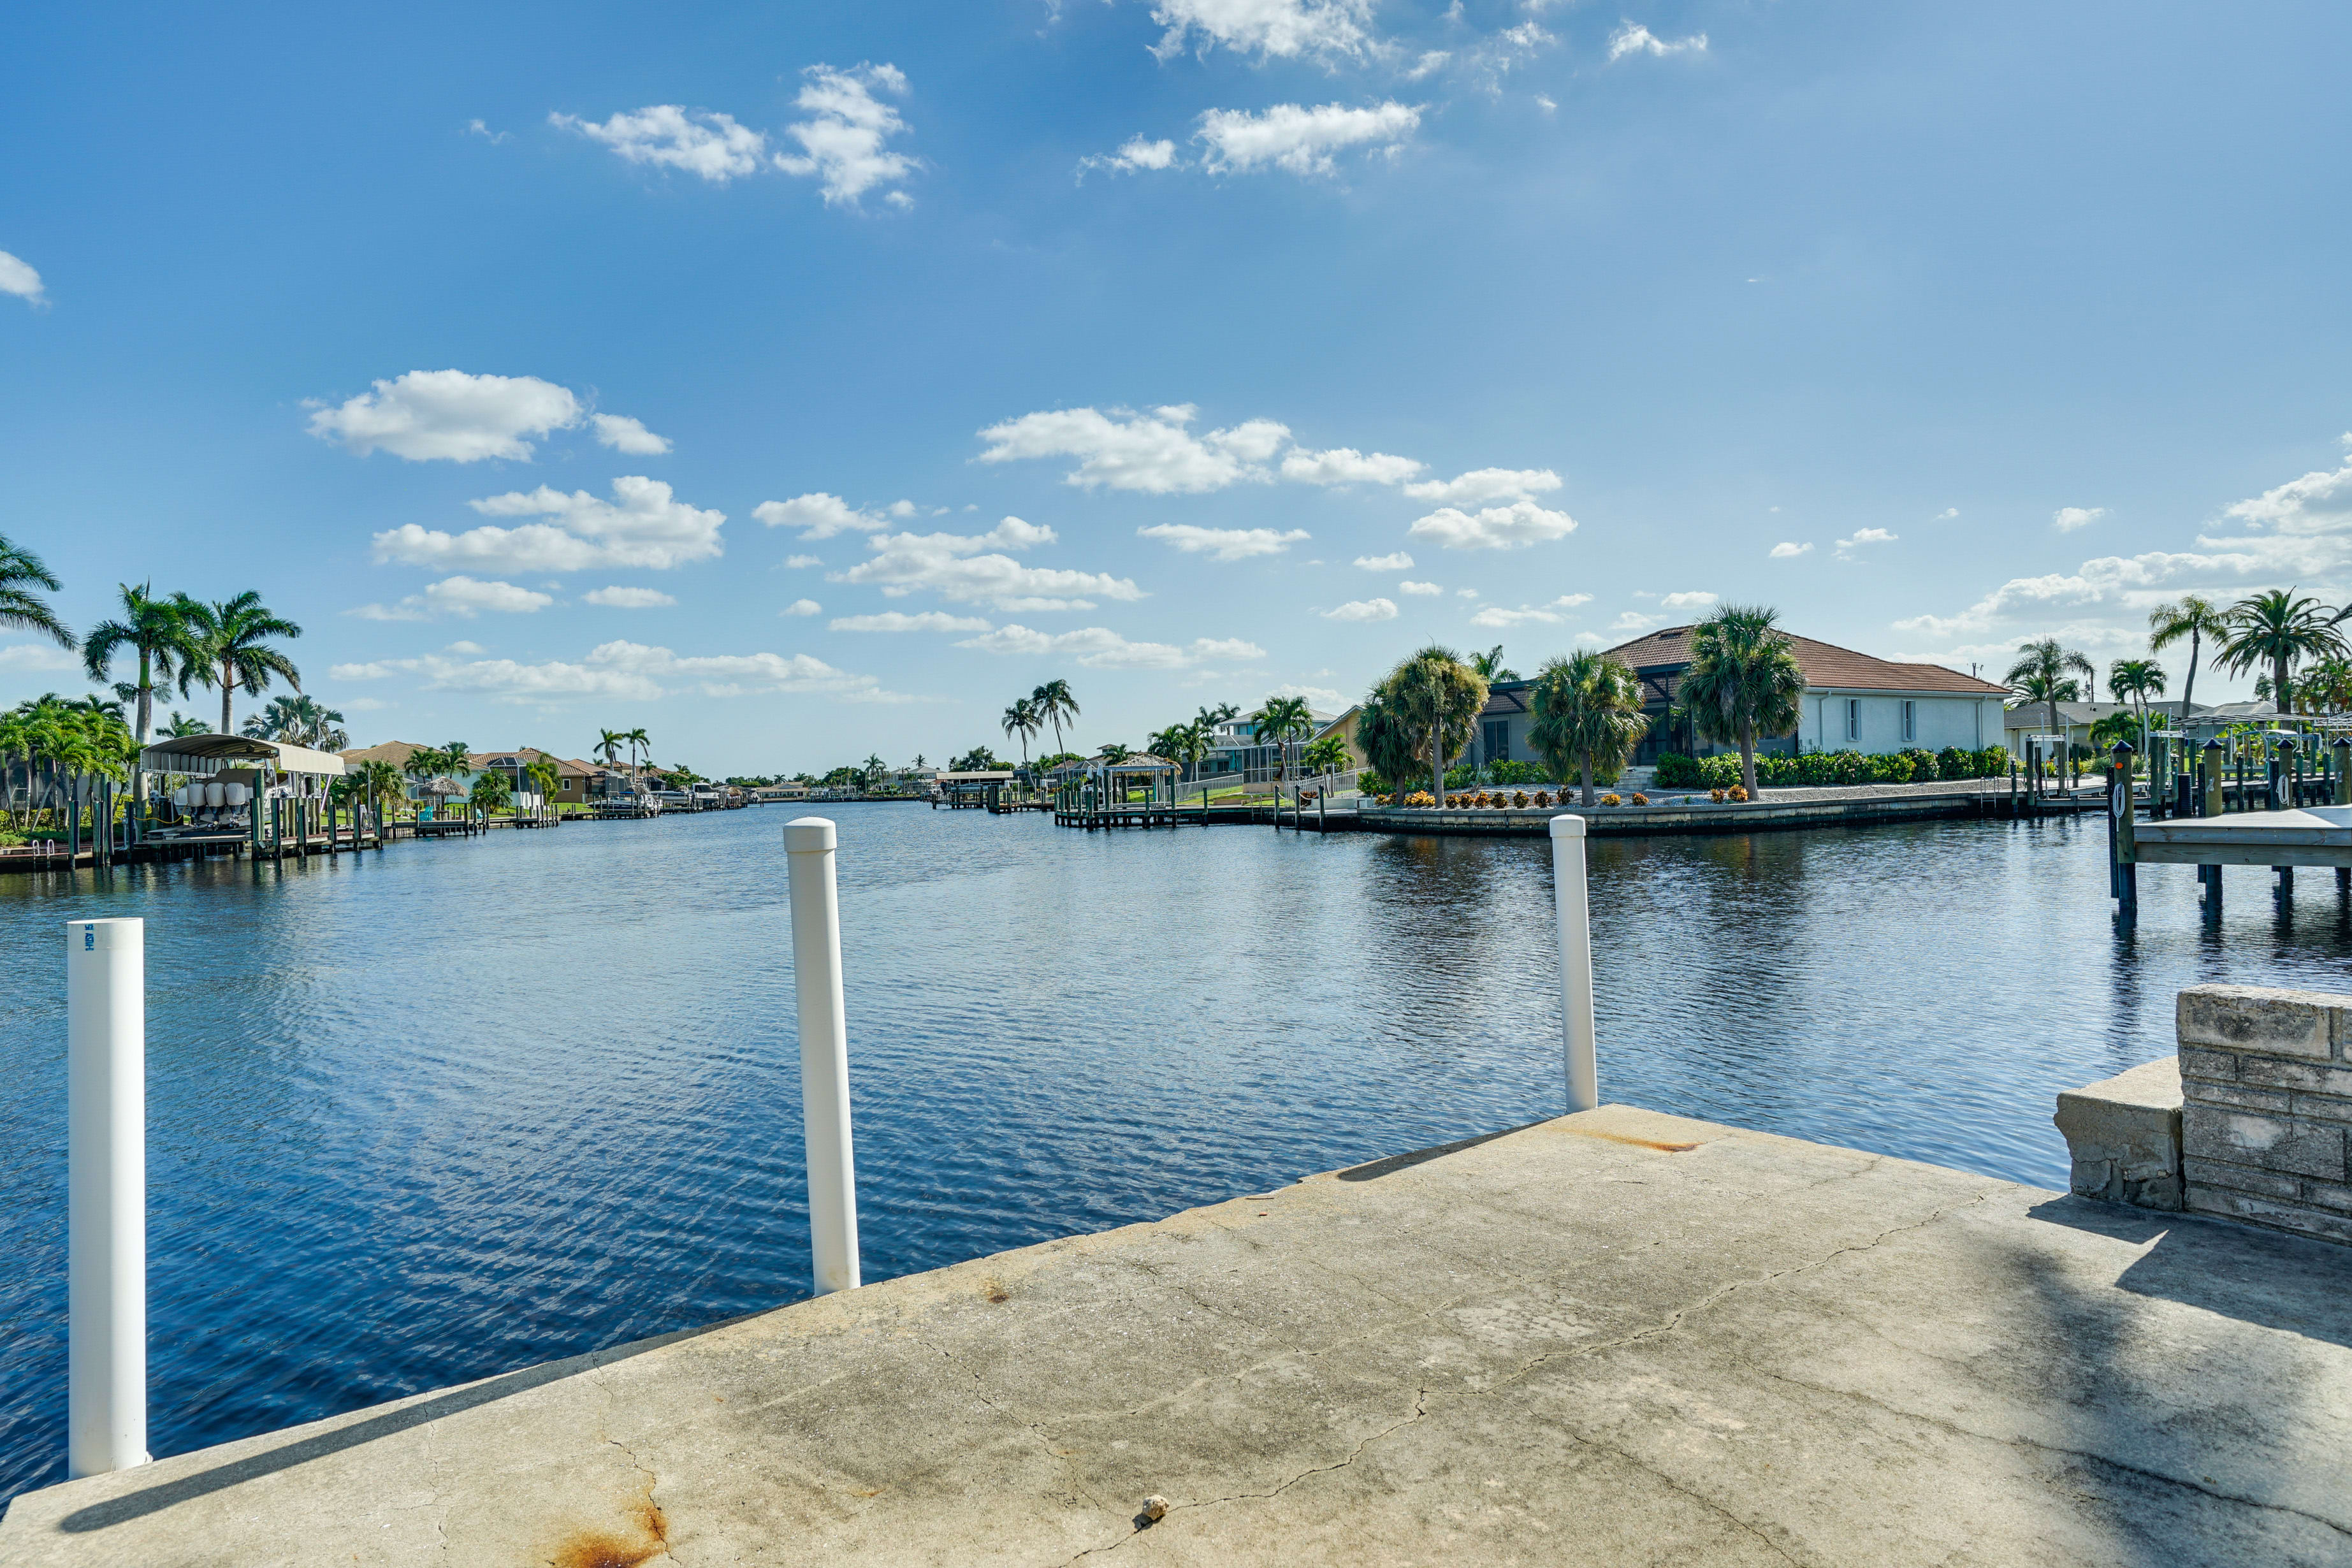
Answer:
xmin=1189 ymin=709 xmax=1339 ymax=788
xmin=1463 ymin=628 xmax=2011 ymax=770
xmin=2000 ymin=701 xmax=2215 ymax=760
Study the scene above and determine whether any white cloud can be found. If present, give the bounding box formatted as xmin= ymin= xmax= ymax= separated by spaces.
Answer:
xmin=0 ymin=250 xmax=44 ymax=306
xmin=1354 ymin=551 xmax=1414 ymax=570
xmin=1268 ymin=682 xmax=1347 ymax=709
xmin=831 ymin=611 xmax=992 ymax=632
xmin=0 ymin=641 xmax=78 ymax=672
xmin=1151 ymin=0 xmax=1377 ymax=62
xmin=832 ymin=518 xmax=1138 ymax=611
xmin=444 ymin=641 xmax=486 ymax=655
xmin=373 ymin=476 xmax=725 ymax=573
xmin=1834 ymin=526 xmax=1898 ymax=559
xmin=1402 ymin=467 xmax=1561 ymax=505
xmin=1608 ymin=22 xmax=1707 ymax=61
xmin=1196 ymin=101 xmax=1421 ymax=177
xmin=1535 ymin=94 xmax=1557 ymax=112
xmin=333 ymin=639 xmax=890 ymax=703
xmin=1404 ymin=50 xmax=1451 ymax=80
xmin=978 ymin=405 xmax=1290 ymax=493
xmin=954 ymin=625 xmax=1265 ymax=669
xmin=783 ymin=554 xmax=824 ymax=569
xmin=773 ymin=64 xmax=917 ymax=207
xmin=348 ymin=576 xmax=554 ymax=621
xmin=584 ymin=586 xmax=678 ymax=608
xmin=1610 ymin=610 xmax=1664 ymax=632
xmin=1398 ymin=579 xmax=1443 ymax=595
xmin=308 ymin=370 xmax=582 ymax=463
xmin=1659 ymin=590 xmax=1717 ymax=610
xmin=1935 ymin=507 xmax=1959 ymax=520
xmin=755 ymin=493 xmax=893 ymax=539
xmin=1080 ymin=136 xmax=1181 ymax=178
xmin=552 ymin=105 xmax=770 ymax=181
xmin=782 ymin=599 xmax=823 ymax=617
xmin=1769 ymin=541 xmax=1813 ymax=558
xmin=1408 ymin=499 xmax=1578 ymax=550
xmin=1321 ymin=598 xmax=1398 ymax=621
xmin=2052 ymin=506 xmax=2106 ymax=533
xmin=1457 ymin=588 xmax=1479 ymax=599
xmin=466 ymin=119 xmax=509 ymax=145
xmin=1466 ymin=594 xmax=1590 ymax=628
xmin=592 ymin=414 xmax=671 ymax=455
xmin=1136 ymin=523 xmax=1310 ymax=561
xmin=1282 ymin=447 xmax=1425 ymax=486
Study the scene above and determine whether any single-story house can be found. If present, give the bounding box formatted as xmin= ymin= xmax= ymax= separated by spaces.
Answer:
xmin=2000 ymin=701 xmax=2216 ymax=759
xmin=1464 ymin=627 xmax=2012 ymax=769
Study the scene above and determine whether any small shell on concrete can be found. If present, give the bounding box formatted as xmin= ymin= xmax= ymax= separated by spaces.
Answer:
xmin=1141 ymin=1495 xmax=1170 ymax=1521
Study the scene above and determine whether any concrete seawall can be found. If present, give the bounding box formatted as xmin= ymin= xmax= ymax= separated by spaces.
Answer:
xmin=4 ymin=1105 xmax=2344 ymax=1565
xmin=1358 ymin=785 xmax=2012 ymax=838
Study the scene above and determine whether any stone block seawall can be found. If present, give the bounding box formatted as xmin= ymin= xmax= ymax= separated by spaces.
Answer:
xmin=2178 ymin=984 xmax=2352 ymax=1245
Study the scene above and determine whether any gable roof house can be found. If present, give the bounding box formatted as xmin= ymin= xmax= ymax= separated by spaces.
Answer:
xmin=1464 ymin=627 xmax=2013 ymax=770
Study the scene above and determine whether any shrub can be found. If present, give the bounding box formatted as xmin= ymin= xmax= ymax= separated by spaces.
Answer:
xmin=1709 ymin=788 xmax=1725 ymax=803
xmin=1512 ymin=790 xmax=1530 ymax=808
xmin=1653 ymin=753 xmax=1702 ymax=787
xmin=1488 ymin=759 xmax=1553 ymax=787
xmin=1444 ymin=764 xmax=1479 ymax=791
xmin=1630 ymin=792 xmax=1650 ymax=806
xmin=1360 ymin=769 xmax=1389 ymax=795
xmin=1533 ymin=790 xmax=1552 ymax=807
xmin=1601 ymin=792 xmax=1622 ymax=806
xmin=1405 ymin=790 xmax=1434 ymax=807
xmin=1728 ymin=785 xmax=1749 ymax=802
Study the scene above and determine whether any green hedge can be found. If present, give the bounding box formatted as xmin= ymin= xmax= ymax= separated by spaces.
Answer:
xmin=1653 ymin=745 xmax=2011 ymax=790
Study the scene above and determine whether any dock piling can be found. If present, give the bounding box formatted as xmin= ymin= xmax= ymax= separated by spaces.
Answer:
xmin=1548 ymin=815 xmax=1599 ymax=1114
xmin=2109 ymin=742 xmax=2137 ymax=915
xmin=783 ymin=818 xmax=862 ymax=1296
xmin=66 ymin=918 xmax=147 ymax=1479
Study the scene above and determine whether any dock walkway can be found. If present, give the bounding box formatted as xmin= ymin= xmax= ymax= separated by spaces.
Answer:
xmin=5 ymin=1105 xmax=2344 ymax=1565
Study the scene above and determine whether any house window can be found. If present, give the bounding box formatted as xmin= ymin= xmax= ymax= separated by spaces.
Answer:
xmin=1845 ymin=699 xmax=1859 ymax=741
xmin=1483 ymin=720 xmax=1509 ymax=765
xmin=1902 ymin=701 xmax=1916 ymax=743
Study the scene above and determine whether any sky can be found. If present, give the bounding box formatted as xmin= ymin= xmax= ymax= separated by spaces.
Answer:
xmin=4 ymin=2 xmax=2350 ymax=774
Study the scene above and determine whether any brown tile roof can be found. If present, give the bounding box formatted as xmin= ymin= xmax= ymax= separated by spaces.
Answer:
xmin=1599 ymin=626 xmax=2009 ymax=696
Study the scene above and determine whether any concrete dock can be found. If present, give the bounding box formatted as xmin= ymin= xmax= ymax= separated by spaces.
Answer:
xmin=4 ymin=1104 xmax=2347 ymax=1565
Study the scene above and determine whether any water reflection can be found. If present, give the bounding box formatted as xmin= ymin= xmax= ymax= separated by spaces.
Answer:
xmin=6 ymin=804 xmax=2352 ymax=1500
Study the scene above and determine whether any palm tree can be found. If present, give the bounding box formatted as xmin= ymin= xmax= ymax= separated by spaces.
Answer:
xmin=2107 ymin=658 xmax=2167 ymax=741
xmin=623 ymin=727 xmax=651 ymax=790
xmin=179 ymin=590 xmax=303 ymax=737
xmin=1351 ymin=684 xmax=1421 ymax=796
xmin=2003 ymin=637 xmax=2094 ymax=756
xmin=1001 ymin=697 xmax=1042 ymax=767
xmin=1302 ymin=734 xmax=1350 ymax=780
xmin=244 ymin=693 xmax=346 ymax=750
xmin=1678 ymin=605 xmax=1807 ymax=799
xmin=2147 ymin=595 xmax=2226 ymax=720
xmin=1248 ymin=694 xmax=1316 ymax=783
xmin=81 ymin=583 xmax=205 ymax=798
xmin=468 ymin=768 xmax=512 ymax=815
xmin=0 ymin=534 xmax=74 ymax=649
xmin=1033 ymin=679 xmax=1078 ymax=757
xmin=1528 ymin=651 xmax=1651 ymax=807
xmin=1388 ymin=644 xmax=1490 ymax=802
xmin=2218 ymin=589 xmax=2346 ymax=716
xmin=523 ymin=754 xmax=560 ymax=810
xmin=1469 ymin=645 xmax=1520 ymax=682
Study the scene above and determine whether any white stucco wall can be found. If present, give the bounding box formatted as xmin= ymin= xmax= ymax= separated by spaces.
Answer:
xmin=1803 ymin=692 xmax=2004 ymax=754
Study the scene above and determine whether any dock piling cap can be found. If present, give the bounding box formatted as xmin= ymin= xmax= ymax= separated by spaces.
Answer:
xmin=783 ymin=817 xmax=838 ymax=853
xmin=1549 ymin=813 xmax=1586 ymax=839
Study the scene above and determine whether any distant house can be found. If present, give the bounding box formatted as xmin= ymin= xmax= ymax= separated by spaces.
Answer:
xmin=1463 ymin=627 xmax=2011 ymax=769
xmin=2001 ymin=701 xmax=2219 ymax=759
xmin=339 ymin=742 xmax=602 ymax=806
xmin=1190 ymin=709 xmax=1340 ymax=785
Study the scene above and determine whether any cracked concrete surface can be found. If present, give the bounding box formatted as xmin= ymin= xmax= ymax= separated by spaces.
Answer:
xmin=4 ymin=1105 xmax=2348 ymax=1567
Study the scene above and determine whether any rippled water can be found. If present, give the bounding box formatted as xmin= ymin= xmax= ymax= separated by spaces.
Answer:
xmin=5 ymin=803 xmax=2351 ymax=1500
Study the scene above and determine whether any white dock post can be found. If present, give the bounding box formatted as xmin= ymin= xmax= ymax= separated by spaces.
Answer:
xmin=1548 ymin=816 xmax=1599 ymax=1114
xmin=783 ymin=819 xmax=862 ymax=1295
xmin=66 ymin=917 xmax=148 ymax=1478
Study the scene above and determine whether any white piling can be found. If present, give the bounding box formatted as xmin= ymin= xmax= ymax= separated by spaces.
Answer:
xmin=66 ymin=917 xmax=148 ymax=1477
xmin=783 ymin=819 xmax=862 ymax=1295
xmin=1548 ymin=816 xmax=1599 ymax=1114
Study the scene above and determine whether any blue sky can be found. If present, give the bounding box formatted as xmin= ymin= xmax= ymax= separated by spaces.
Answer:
xmin=4 ymin=2 xmax=2349 ymax=772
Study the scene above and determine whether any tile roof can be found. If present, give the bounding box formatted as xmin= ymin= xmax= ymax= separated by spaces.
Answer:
xmin=1599 ymin=626 xmax=2010 ymax=696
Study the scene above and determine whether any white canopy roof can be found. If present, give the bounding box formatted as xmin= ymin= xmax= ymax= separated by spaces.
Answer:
xmin=139 ymin=734 xmax=347 ymax=778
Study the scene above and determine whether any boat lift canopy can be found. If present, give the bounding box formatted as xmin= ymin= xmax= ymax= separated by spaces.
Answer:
xmin=138 ymin=734 xmax=347 ymax=778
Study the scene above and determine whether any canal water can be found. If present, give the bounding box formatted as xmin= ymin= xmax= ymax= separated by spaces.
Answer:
xmin=5 ymin=804 xmax=2351 ymax=1500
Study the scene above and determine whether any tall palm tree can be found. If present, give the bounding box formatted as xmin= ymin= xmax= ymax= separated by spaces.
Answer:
xmin=2107 ymin=658 xmax=2167 ymax=737
xmin=1678 ymin=605 xmax=1807 ymax=799
xmin=2218 ymin=588 xmax=2345 ymax=716
xmin=179 ymin=590 xmax=303 ymax=737
xmin=1528 ymin=651 xmax=1651 ymax=807
xmin=1388 ymin=644 xmax=1490 ymax=802
xmin=1469 ymin=645 xmax=1520 ymax=682
xmin=1248 ymin=694 xmax=1316 ymax=783
xmin=2003 ymin=637 xmax=2094 ymax=754
xmin=81 ymin=583 xmax=205 ymax=795
xmin=1001 ymin=696 xmax=1042 ymax=767
xmin=0 ymin=534 xmax=74 ymax=649
xmin=245 ymin=693 xmax=345 ymax=750
xmin=2147 ymin=595 xmax=2226 ymax=720
xmin=1033 ymin=679 xmax=1078 ymax=758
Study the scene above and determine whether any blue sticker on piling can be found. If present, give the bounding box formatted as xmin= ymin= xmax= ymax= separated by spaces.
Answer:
xmin=83 ymin=925 xmax=94 ymax=950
